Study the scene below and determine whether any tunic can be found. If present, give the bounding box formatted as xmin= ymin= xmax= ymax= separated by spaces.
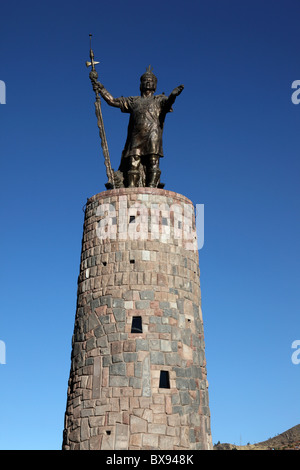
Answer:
xmin=118 ymin=94 xmax=173 ymax=158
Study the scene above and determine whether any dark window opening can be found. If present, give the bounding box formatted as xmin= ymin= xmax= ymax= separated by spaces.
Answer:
xmin=129 ymin=215 xmax=136 ymax=223
xmin=130 ymin=259 xmax=135 ymax=264
xmin=106 ymin=430 xmax=111 ymax=435
xmin=131 ymin=316 xmax=143 ymax=333
xmin=159 ymin=370 xmax=170 ymax=389
xmin=102 ymin=261 xmax=107 ymax=266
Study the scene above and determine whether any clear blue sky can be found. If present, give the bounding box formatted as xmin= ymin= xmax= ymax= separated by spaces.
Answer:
xmin=1 ymin=0 xmax=299 ymax=450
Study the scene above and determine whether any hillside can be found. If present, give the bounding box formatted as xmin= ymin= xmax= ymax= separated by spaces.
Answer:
xmin=214 ymin=424 xmax=300 ymax=450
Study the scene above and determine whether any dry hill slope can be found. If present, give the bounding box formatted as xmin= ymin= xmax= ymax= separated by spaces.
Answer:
xmin=214 ymin=424 xmax=300 ymax=450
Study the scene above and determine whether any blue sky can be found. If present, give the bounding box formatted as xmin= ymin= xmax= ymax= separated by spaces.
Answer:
xmin=0 ymin=0 xmax=300 ymax=449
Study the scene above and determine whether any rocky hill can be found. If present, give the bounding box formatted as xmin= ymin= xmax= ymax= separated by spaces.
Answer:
xmin=214 ymin=424 xmax=300 ymax=450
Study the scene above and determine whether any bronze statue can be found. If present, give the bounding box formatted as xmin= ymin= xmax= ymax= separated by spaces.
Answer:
xmin=87 ymin=38 xmax=184 ymax=189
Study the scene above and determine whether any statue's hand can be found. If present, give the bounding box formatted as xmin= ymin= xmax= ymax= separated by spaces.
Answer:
xmin=92 ymin=82 xmax=99 ymax=93
xmin=172 ymin=84 xmax=184 ymax=96
xmin=89 ymin=70 xmax=98 ymax=81
xmin=89 ymin=71 xmax=104 ymax=93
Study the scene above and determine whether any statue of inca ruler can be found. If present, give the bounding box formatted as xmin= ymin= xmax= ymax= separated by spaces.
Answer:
xmin=89 ymin=66 xmax=184 ymax=188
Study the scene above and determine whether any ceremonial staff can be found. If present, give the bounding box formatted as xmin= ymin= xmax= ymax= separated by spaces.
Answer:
xmin=86 ymin=34 xmax=115 ymax=189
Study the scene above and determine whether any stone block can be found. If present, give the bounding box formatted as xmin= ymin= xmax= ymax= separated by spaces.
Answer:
xmin=115 ymin=424 xmax=129 ymax=449
xmin=153 ymin=413 xmax=167 ymax=424
xmin=102 ymin=356 xmax=112 ymax=367
xmin=142 ymin=355 xmax=151 ymax=397
xmin=158 ymin=324 xmax=173 ymax=333
xmin=123 ymin=290 xmax=133 ymax=301
xmin=136 ymin=300 xmax=150 ymax=310
xmin=142 ymin=408 xmax=153 ymax=422
xmin=126 ymin=362 xmax=135 ymax=376
xmin=94 ymin=325 xmax=104 ymax=338
xmin=113 ymin=298 xmax=124 ymax=308
xmin=160 ymin=340 xmax=172 ymax=352
xmin=80 ymin=418 xmax=90 ymax=441
xmin=95 ymin=404 xmax=111 ymax=415
xmin=89 ymin=416 xmax=105 ymax=427
xmin=175 ymin=378 xmax=189 ymax=390
xmin=123 ymin=340 xmax=136 ymax=352
xmin=149 ymin=339 xmax=160 ymax=350
xmin=111 ymin=342 xmax=122 ymax=355
xmin=129 ymin=433 xmax=142 ymax=447
xmin=86 ymin=337 xmax=96 ymax=351
xmin=148 ymin=423 xmax=166 ymax=434
xmin=89 ymin=435 xmax=102 ymax=450
xmin=134 ymin=362 xmax=142 ymax=378
xmin=101 ymin=432 xmax=115 ymax=450
xmin=150 ymin=351 xmax=165 ymax=365
xmin=120 ymin=397 xmax=129 ymax=410
xmin=130 ymin=415 xmax=147 ymax=434
xmin=129 ymin=377 xmax=141 ymax=388
xmin=108 ymin=412 xmax=122 ymax=425
xmin=139 ymin=397 xmax=151 ymax=408
xmin=91 ymin=298 xmax=100 ymax=311
xmin=69 ymin=427 xmax=80 ymax=443
xmin=113 ymin=308 xmax=126 ymax=322
xmin=150 ymin=404 xmax=165 ymax=414
xmin=108 ymin=351 xmax=119 ymax=362
xmin=97 ymin=336 xmax=108 ymax=348
xmin=92 ymin=356 xmax=102 ymax=399
xmin=109 ymin=375 xmax=129 ymax=387
xmin=136 ymin=339 xmax=149 ymax=351
xmin=124 ymin=301 xmax=134 ymax=309
xmin=100 ymin=295 xmax=112 ymax=308
xmin=179 ymin=391 xmax=190 ymax=405
xmin=167 ymin=414 xmax=181 ymax=427
xmin=140 ymin=290 xmax=155 ymax=300
xmin=87 ymin=313 xmax=100 ymax=331
xmin=159 ymin=435 xmax=174 ymax=449
xmin=142 ymin=434 xmax=159 ymax=448
xmin=165 ymin=353 xmax=180 ymax=366
xmin=103 ymin=323 xmax=116 ymax=334
xmin=110 ymin=363 xmax=126 ymax=376
xmin=141 ymin=250 xmax=151 ymax=261
xmin=123 ymin=352 xmax=138 ymax=362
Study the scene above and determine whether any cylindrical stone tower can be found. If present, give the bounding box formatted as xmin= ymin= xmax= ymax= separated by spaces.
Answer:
xmin=62 ymin=187 xmax=212 ymax=450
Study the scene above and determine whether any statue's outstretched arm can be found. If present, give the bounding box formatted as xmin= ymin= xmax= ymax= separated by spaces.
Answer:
xmin=166 ymin=84 xmax=184 ymax=108
xmin=89 ymin=72 xmax=121 ymax=108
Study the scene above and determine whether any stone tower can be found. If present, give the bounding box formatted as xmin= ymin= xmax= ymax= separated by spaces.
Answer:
xmin=62 ymin=187 xmax=213 ymax=450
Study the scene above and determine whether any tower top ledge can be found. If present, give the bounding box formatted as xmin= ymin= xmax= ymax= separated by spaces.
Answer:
xmin=87 ymin=187 xmax=194 ymax=207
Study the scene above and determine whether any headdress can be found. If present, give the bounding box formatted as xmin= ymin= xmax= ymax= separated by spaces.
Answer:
xmin=140 ymin=65 xmax=157 ymax=86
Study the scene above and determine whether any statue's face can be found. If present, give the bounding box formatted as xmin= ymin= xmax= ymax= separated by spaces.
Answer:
xmin=140 ymin=76 xmax=156 ymax=93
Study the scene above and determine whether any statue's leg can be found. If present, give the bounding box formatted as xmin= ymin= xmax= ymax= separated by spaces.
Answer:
xmin=147 ymin=155 xmax=161 ymax=188
xmin=128 ymin=156 xmax=141 ymax=187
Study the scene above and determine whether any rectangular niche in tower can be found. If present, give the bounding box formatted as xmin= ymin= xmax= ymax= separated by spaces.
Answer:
xmin=159 ymin=370 xmax=170 ymax=389
xmin=131 ymin=316 xmax=143 ymax=333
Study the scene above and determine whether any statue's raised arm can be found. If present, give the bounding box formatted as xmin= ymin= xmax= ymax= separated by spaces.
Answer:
xmin=166 ymin=84 xmax=184 ymax=108
xmin=89 ymin=71 xmax=122 ymax=108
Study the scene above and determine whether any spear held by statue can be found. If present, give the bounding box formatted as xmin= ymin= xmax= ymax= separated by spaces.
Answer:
xmin=86 ymin=34 xmax=115 ymax=189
